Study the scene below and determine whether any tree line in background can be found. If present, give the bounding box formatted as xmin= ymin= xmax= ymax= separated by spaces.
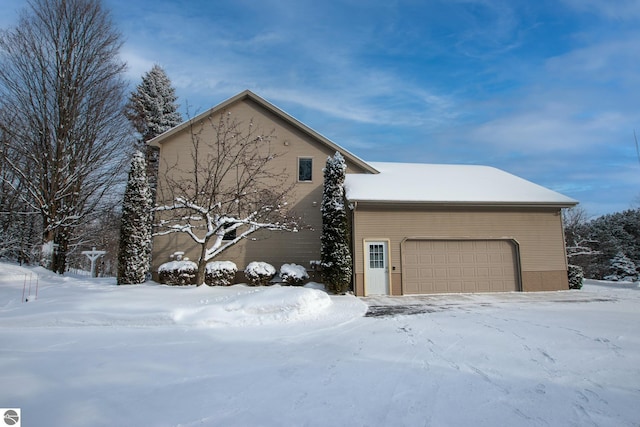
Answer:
xmin=565 ymin=207 xmax=640 ymax=282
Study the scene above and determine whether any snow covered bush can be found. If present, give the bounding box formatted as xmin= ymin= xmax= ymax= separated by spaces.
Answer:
xmin=205 ymin=261 xmax=237 ymax=286
xmin=244 ymin=262 xmax=276 ymax=286
xmin=568 ymin=264 xmax=583 ymax=289
xmin=604 ymin=251 xmax=639 ymax=282
xmin=158 ymin=260 xmax=197 ymax=286
xmin=280 ymin=263 xmax=309 ymax=286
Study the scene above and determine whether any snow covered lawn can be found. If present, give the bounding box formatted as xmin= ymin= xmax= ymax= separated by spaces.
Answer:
xmin=1 ymin=263 xmax=639 ymax=427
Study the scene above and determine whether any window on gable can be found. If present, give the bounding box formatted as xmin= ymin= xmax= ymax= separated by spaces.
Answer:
xmin=298 ymin=157 xmax=313 ymax=182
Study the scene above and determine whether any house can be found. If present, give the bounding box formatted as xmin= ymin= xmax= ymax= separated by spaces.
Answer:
xmin=148 ymin=90 xmax=578 ymax=295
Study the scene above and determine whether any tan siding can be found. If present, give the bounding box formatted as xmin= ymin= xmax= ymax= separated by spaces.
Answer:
xmin=353 ymin=204 xmax=568 ymax=294
xmin=521 ymin=271 xmax=568 ymax=291
xmin=152 ymin=97 xmax=369 ymax=274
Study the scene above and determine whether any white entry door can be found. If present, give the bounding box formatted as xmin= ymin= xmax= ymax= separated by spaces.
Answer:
xmin=365 ymin=241 xmax=390 ymax=295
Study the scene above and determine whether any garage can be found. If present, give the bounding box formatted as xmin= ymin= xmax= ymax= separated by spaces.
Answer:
xmin=402 ymin=239 xmax=520 ymax=294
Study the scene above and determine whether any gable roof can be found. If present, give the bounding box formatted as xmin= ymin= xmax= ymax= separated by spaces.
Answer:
xmin=147 ymin=89 xmax=377 ymax=174
xmin=345 ymin=162 xmax=578 ymax=207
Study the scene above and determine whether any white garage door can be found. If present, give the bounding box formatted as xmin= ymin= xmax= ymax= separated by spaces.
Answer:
xmin=402 ymin=240 xmax=519 ymax=294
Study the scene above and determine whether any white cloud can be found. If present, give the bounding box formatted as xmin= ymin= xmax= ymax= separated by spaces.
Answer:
xmin=561 ymin=0 xmax=640 ymax=20
xmin=119 ymin=49 xmax=156 ymax=81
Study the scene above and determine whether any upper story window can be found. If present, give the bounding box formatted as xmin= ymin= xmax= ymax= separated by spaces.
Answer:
xmin=298 ymin=157 xmax=313 ymax=182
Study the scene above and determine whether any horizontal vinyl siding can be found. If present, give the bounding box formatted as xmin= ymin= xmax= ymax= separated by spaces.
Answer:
xmin=353 ymin=205 xmax=567 ymax=275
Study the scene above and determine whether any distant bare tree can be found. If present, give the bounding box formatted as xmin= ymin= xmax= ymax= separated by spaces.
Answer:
xmin=0 ymin=0 xmax=130 ymax=273
xmin=563 ymin=206 xmax=599 ymax=259
xmin=155 ymin=112 xmax=300 ymax=285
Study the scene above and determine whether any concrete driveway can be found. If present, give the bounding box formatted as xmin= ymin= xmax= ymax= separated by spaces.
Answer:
xmin=362 ymin=287 xmax=618 ymax=317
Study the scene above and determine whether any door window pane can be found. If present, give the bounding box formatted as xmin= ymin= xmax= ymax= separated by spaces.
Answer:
xmin=369 ymin=244 xmax=384 ymax=269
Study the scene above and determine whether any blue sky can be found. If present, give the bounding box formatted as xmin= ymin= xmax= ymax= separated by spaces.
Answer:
xmin=2 ymin=0 xmax=640 ymax=217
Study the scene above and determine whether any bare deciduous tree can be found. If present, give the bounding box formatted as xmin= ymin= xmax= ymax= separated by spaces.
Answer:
xmin=0 ymin=0 xmax=130 ymax=273
xmin=0 ymin=109 xmax=41 ymax=262
xmin=154 ymin=112 xmax=300 ymax=285
xmin=563 ymin=206 xmax=599 ymax=259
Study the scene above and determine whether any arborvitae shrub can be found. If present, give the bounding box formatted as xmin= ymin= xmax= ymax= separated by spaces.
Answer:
xmin=158 ymin=260 xmax=197 ymax=285
xmin=320 ymin=152 xmax=352 ymax=294
xmin=117 ymin=151 xmax=152 ymax=285
xmin=205 ymin=261 xmax=238 ymax=286
xmin=280 ymin=263 xmax=309 ymax=286
xmin=244 ymin=262 xmax=276 ymax=286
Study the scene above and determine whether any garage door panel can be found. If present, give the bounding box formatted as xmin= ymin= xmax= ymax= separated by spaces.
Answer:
xmin=403 ymin=239 xmax=518 ymax=294
xmin=461 ymin=253 xmax=475 ymax=263
xmin=405 ymin=253 xmax=418 ymax=265
xmin=448 ymin=281 xmax=463 ymax=292
xmin=462 ymin=267 xmax=476 ymax=277
xmin=434 ymin=280 xmax=450 ymax=292
xmin=419 ymin=254 xmax=431 ymax=264
xmin=477 ymin=267 xmax=490 ymax=277
xmin=421 ymin=268 xmax=433 ymax=279
xmin=434 ymin=268 xmax=448 ymax=278
xmin=475 ymin=253 xmax=489 ymax=263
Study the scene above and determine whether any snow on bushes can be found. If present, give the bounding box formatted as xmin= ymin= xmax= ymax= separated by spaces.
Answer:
xmin=245 ymin=262 xmax=276 ymax=286
xmin=280 ymin=263 xmax=309 ymax=286
xmin=158 ymin=260 xmax=197 ymax=286
xmin=205 ymin=261 xmax=237 ymax=286
xmin=568 ymin=264 xmax=584 ymax=289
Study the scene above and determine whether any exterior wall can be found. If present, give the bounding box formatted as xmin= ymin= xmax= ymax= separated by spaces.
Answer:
xmin=152 ymin=97 xmax=369 ymax=275
xmin=352 ymin=204 xmax=569 ymax=295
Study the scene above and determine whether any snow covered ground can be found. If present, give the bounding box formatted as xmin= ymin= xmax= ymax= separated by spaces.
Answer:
xmin=1 ymin=262 xmax=639 ymax=427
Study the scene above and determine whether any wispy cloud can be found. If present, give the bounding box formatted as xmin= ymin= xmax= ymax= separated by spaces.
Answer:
xmin=561 ymin=0 xmax=640 ymax=20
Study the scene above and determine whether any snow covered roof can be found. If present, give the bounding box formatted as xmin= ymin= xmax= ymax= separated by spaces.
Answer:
xmin=345 ymin=162 xmax=578 ymax=207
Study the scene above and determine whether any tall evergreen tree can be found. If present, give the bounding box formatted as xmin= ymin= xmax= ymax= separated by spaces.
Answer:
xmin=117 ymin=151 xmax=152 ymax=284
xmin=125 ymin=65 xmax=183 ymax=203
xmin=125 ymin=64 xmax=182 ymax=145
xmin=321 ymin=152 xmax=352 ymax=293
